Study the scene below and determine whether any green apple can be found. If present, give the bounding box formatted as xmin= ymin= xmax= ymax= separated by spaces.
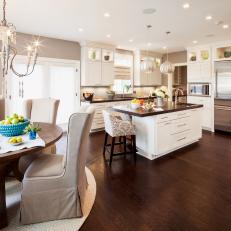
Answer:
xmin=12 ymin=118 xmax=19 ymax=124
xmin=12 ymin=113 xmax=18 ymax=119
xmin=5 ymin=119 xmax=11 ymax=125
xmin=18 ymin=116 xmax=25 ymax=122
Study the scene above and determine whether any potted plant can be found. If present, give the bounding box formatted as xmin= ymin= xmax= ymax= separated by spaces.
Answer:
xmin=154 ymin=86 xmax=169 ymax=107
xmin=24 ymin=123 xmax=41 ymax=140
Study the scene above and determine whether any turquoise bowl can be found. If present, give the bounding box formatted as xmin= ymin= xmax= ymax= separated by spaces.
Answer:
xmin=0 ymin=120 xmax=30 ymax=137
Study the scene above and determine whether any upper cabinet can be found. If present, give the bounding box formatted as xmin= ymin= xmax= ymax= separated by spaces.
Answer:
xmin=134 ymin=50 xmax=162 ymax=86
xmin=187 ymin=46 xmax=212 ymax=83
xmin=213 ymin=43 xmax=231 ymax=61
xmin=81 ymin=43 xmax=115 ymax=86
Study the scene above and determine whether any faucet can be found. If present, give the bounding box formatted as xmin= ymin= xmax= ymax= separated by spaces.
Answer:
xmin=174 ymin=88 xmax=184 ymax=104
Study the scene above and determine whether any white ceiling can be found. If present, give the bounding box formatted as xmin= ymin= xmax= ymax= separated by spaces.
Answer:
xmin=6 ymin=0 xmax=231 ymax=53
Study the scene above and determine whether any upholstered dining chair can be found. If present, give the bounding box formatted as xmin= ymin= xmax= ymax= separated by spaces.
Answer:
xmin=18 ymin=98 xmax=60 ymax=174
xmin=20 ymin=105 xmax=95 ymax=225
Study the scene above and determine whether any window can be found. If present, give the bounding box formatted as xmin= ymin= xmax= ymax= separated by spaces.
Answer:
xmin=113 ymin=52 xmax=133 ymax=94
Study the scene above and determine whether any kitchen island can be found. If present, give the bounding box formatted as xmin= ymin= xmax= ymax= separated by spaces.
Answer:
xmin=113 ymin=102 xmax=203 ymax=160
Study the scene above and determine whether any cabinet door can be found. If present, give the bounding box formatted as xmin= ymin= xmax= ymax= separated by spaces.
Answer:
xmin=200 ymin=62 xmax=211 ymax=82
xmin=101 ymin=62 xmax=114 ymax=86
xmin=140 ymin=71 xmax=149 ymax=86
xmin=84 ymin=62 xmax=101 ymax=86
xmin=187 ymin=63 xmax=200 ymax=82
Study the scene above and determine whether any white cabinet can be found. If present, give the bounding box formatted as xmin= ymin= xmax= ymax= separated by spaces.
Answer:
xmin=81 ymin=45 xmax=115 ymax=86
xmin=187 ymin=96 xmax=213 ymax=131
xmin=84 ymin=61 xmax=102 ymax=86
xmin=187 ymin=46 xmax=212 ymax=83
xmin=81 ymin=100 xmax=130 ymax=131
xmin=133 ymin=108 xmax=202 ymax=160
xmin=102 ymin=62 xmax=114 ymax=86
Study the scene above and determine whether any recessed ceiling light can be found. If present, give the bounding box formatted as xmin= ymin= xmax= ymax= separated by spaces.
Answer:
xmin=143 ymin=8 xmax=156 ymax=14
xmin=147 ymin=42 xmax=152 ymax=47
xmin=104 ymin=12 xmax=111 ymax=18
xmin=205 ymin=15 xmax=212 ymax=21
xmin=78 ymin=28 xmax=83 ymax=32
xmin=106 ymin=34 xmax=111 ymax=38
xmin=182 ymin=3 xmax=190 ymax=9
xmin=193 ymin=40 xmax=198 ymax=44
xmin=162 ymin=46 xmax=167 ymax=50
xmin=129 ymin=39 xmax=133 ymax=42
xmin=223 ymin=24 xmax=229 ymax=29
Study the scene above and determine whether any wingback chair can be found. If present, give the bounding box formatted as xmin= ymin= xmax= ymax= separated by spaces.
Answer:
xmin=20 ymin=106 xmax=95 ymax=225
xmin=19 ymin=98 xmax=60 ymax=174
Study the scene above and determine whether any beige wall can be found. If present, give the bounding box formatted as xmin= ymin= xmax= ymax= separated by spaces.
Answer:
xmin=163 ymin=51 xmax=187 ymax=64
xmin=16 ymin=33 xmax=81 ymax=60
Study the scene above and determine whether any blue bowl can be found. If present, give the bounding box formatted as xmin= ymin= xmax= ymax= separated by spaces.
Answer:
xmin=0 ymin=120 xmax=30 ymax=137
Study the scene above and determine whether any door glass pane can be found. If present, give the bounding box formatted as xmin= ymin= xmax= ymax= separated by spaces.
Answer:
xmin=49 ymin=65 xmax=76 ymax=125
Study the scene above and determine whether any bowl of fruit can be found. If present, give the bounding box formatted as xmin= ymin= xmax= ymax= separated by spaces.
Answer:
xmin=8 ymin=136 xmax=24 ymax=146
xmin=131 ymin=99 xmax=142 ymax=110
xmin=0 ymin=114 xmax=29 ymax=137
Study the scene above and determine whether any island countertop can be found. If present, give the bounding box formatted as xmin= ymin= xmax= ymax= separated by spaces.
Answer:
xmin=112 ymin=102 xmax=203 ymax=117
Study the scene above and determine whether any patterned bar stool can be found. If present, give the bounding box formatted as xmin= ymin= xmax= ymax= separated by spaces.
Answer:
xmin=102 ymin=110 xmax=136 ymax=166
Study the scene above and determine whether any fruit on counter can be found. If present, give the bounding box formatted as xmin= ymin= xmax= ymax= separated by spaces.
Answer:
xmin=9 ymin=136 xmax=23 ymax=144
xmin=0 ymin=114 xmax=25 ymax=125
xmin=131 ymin=99 xmax=142 ymax=104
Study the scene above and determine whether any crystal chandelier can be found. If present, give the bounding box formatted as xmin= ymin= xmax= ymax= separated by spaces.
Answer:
xmin=160 ymin=32 xmax=175 ymax=74
xmin=140 ymin=25 xmax=156 ymax=74
xmin=0 ymin=0 xmax=39 ymax=78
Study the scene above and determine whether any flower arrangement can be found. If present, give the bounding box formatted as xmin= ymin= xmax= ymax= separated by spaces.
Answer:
xmin=154 ymin=86 xmax=169 ymax=98
xmin=24 ymin=123 xmax=41 ymax=140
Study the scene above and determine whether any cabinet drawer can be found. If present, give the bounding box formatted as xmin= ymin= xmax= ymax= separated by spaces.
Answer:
xmin=157 ymin=113 xmax=176 ymax=123
xmin=171 ymin=129 xmax=191 ymax=147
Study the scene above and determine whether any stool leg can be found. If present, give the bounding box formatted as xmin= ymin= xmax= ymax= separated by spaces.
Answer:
xmin=109 ymin=137 xmax=115 ymax=166
xmin=132 ymin=135 xmax=137 ymax=163
xmin=103 ymin=132 xmax=108 ymax=158
xmin=123 ymin=136 xmax=127 ymax=155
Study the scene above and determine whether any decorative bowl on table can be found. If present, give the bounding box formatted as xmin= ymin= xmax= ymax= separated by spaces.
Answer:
xmin=0 ymin=114 xmax=29 ymax=137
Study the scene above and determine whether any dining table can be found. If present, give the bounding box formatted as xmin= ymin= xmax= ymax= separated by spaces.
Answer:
xmin=0 ymin=123 xmax=63 ymax=229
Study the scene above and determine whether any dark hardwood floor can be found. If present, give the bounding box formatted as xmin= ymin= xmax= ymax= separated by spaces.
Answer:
xmin=57 ymin=131 xmax=231 ymax=231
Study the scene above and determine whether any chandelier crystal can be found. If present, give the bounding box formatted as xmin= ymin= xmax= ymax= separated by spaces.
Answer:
xmin=0 ymin=0 xmax=39 ymax=78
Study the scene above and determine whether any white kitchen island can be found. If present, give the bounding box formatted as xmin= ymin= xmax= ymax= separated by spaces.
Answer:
xmin=113 ymin=103 xmax=203 ymax=160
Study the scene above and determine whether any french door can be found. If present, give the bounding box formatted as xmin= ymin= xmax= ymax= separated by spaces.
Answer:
xmin=5 ymin=56 xmax=80 ymax=127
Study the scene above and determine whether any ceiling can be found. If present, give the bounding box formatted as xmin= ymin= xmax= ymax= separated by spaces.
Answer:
xmin=6 ymin=0 xmax=231 ymax=53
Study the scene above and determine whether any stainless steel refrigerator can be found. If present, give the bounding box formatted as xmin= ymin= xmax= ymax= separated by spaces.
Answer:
xmin=215 ymin=61 xmax=231 ymax=132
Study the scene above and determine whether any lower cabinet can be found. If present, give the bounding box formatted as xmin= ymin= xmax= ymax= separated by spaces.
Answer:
xmin=133 ymin=108 xmax=202 ymax=160
xmin=81 ymin=100 xmax=130 ymax=131
xmin=187 ymin=96 xmax=213 ymax=131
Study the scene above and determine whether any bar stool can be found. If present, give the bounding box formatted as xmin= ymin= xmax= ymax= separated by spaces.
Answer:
xmin=102 ymin=110 xmax=136 ymax=166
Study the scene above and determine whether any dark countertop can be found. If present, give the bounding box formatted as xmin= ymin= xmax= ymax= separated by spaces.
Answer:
xmin=112 ymin=102 xmax=203 ymax=117
xmin=81 ymin=95 xmax=187 ymax=104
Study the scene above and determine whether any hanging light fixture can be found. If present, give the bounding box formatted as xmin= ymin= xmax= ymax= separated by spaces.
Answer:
xmin=160 ymin=32 xmax=175 ymax=74
xmin=140 ymin=25 xmax=156 ymax=73
xmin=0 ymin=0 xmax=39 ymax=78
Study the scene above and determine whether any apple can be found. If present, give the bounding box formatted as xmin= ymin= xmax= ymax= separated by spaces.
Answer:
xmin=12 ymin=118 xmax=19 ymax=124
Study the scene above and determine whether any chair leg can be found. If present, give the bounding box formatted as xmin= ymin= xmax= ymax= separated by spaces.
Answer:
xmin=123 ymin=136 xmax=127 ymax=156
xmin=131 ymin=135 xmax=137 ymax=163
xmin=109 ymin=137 xmax=115 ymax=166
xmin=103 ymin=132 xmax=108 ymax=158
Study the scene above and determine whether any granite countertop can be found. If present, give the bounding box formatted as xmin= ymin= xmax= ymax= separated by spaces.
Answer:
xmin=81 ymin=95 xmax=187 ymax=104
xmin=112 ymin=102 xmax=203 ymax=117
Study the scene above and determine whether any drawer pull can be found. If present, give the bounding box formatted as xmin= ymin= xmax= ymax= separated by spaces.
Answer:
xmin=164 ymin=122 xmax=171 ymax=126
xmin=177 ymin=137 xmax=186 ymax=142
xmin=160 ymin=117 xmax=168 ymax=120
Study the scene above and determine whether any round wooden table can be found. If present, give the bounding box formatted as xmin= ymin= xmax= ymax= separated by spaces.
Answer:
xmin=0 ymin=123 xmax=63 ymax=229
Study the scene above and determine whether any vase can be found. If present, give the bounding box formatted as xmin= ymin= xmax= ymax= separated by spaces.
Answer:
xmin=29 ymin=131 xmax=37 ymax=140
xmin=156 ymin=97 xmax=164 ymax=107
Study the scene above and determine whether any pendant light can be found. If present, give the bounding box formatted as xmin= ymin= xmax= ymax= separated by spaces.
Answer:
xmin=160 ymin=32 xmax=175 ymax=74
xmin=140 ymin=25 xmax=156 ymax=73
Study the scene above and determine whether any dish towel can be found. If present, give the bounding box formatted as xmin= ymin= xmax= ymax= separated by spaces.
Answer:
xmin=0 ymin=134 xmax=45 ymax=154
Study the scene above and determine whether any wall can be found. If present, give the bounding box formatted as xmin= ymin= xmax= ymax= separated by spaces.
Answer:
xmin=16 ymin=33 xmax=81 ymax=60
xmin=163 ymin=51 xmax=187 ymax=64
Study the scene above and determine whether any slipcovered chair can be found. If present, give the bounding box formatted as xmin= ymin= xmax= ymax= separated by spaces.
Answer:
xmin=102 ymin=110 xmax=136 ymax=166
xmin=20 ymin=106 xmax=95 ymax=225
xmin=19 ymin=98 xmax=60 ymax=174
